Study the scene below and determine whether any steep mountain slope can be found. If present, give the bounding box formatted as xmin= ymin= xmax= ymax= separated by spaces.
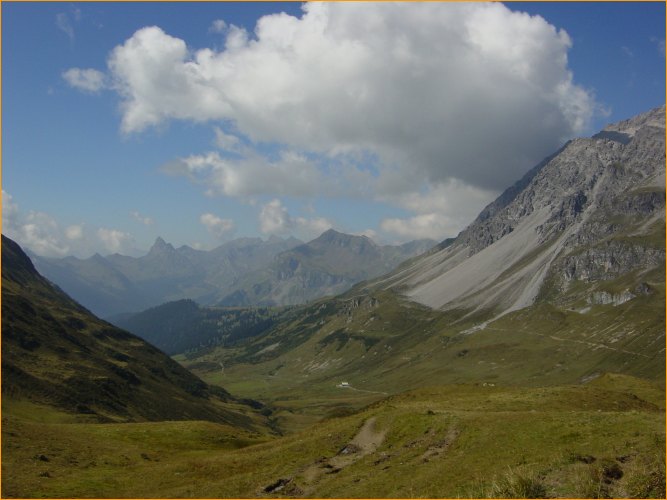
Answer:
xmin=380 ymin=106 xmax=665 ymax=318
xmin=180 ymin=107 xmax=665 ymax=421
xmin=217 ymin=230 xmax=435 ymax=306
xmin=32 ymin=235 xmax=303 ymax=316
xmin=1 ymin=235 xmax=268 ymax=428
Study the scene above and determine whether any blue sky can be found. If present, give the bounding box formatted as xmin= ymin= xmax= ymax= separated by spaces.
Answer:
xmin=3 ymin=2 xmax=664 ymax=257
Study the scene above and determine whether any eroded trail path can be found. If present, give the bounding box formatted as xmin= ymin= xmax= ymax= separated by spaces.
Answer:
xmin=328 ymin=416 xmax=386 ymax=469
xmin=264 ymin=417 xmax=387 ymax=495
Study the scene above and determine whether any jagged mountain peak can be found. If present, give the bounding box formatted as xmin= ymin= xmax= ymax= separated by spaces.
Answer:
xmin=90 ymin=252 xmax=107 ymax=262
xmin=148 ymin=236 xmax=175 ymax=255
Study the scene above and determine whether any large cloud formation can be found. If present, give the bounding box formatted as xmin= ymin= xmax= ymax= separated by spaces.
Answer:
xmin=105 ymin=3 xmax=593 ymax=188
xmin=70 ymin=3 xmax=597 ymax=241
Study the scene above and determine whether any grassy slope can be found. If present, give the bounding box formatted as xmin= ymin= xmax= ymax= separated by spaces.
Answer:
xmin=3 ymin=375 xmax=663 ymax=498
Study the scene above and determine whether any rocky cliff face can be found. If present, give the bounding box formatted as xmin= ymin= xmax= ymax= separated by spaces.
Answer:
xmin=377 ymin=106 xmax=665 ymax=316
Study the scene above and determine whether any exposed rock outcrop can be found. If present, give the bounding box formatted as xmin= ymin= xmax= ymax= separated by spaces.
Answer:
xmin=374 ymin=106 xmax=665 ymax=315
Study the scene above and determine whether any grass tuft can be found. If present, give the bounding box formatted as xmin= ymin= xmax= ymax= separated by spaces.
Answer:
xmin=484 ymin=467 xmax=548 ymax=498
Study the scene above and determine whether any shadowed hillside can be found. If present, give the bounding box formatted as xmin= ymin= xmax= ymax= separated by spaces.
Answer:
xmin=1 ymin=235 xmax=269 ymax=428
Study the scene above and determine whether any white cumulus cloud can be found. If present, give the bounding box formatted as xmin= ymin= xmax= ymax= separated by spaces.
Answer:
xmin=378 ymin=180 xmax=498 ymax=241
xmin=3 ymin=190 xmax=137 ymax=257
xmin=258 ymin=199 xmax=331 ymax=239
xmin=381 ymin=213 xmax=462 ymax=241
xmin=258 ymin=199 xmax=292 ymax=235
xmin=3 ymin=190 xmax=70 ymax=257
xmin=209 ymin=19 xmax=228 ymax=33
xmin=2 ymin=190 xmax=19 ymax=230
xmin=20 ymin=212 xmax=71 ymax=257
xmin=65 ymin=224 xmax=84 ymax=240
xmin=99 ymin=3 xmax=595 ymax=192
xmin=213 ymin=127 xmax=241 ymax=152
xmin=200 ymin=212 xmax=235 ymax=239
xmin=97 ymin=228 xmax=134 ymax=254
xmin=67 ymin=3 xmax=604 ymax=242
xmin=163 ymin=150 xmax=324 ymax=198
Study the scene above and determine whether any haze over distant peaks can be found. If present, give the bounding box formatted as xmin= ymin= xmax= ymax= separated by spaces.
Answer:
xmin=32 ymin=231 xmax=436 ymax=316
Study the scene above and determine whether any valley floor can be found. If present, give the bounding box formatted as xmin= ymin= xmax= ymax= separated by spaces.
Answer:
xmin=2 ymin=374 xmax=664 ymax=498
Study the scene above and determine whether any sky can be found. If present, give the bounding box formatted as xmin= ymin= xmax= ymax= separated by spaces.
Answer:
xmin=2 ymin=2 xmax=665 ymax=258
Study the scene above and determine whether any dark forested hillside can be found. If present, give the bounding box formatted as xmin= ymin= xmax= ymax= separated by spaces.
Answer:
xmin=112 ymin=299 xmax=292 ymax=355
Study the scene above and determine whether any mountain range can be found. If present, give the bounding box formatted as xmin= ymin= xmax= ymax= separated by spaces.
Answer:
xmin=32 ymin=231 xmax=435 ymax=317
xmin=30 ymin=235 xmax=301 ymax=317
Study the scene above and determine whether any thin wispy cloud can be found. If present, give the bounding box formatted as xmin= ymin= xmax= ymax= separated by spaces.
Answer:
xmin=56 ymin=12 xmax=75 ymax=42
xmin=62 ymin=68 xmax=107 ymax=93
xmin=130 ymin=211 xmax=154 ymax=226
xmin=651 ymin=36 xmax=666 ymax=56
xmin=209 ymin=19 xmax=227 ymax=34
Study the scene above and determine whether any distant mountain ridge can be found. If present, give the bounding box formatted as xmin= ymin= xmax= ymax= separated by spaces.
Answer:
xmin=32 ymin=232 xmax=435 ymax=316
xmin=32 ymin=235 xmax=303 ymax=316
xmin=217 ymin=229 xmax=436 ymax=306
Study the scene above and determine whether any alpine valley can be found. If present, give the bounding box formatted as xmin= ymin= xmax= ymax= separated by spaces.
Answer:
xmin=2 ymin=107 xmax=665 ymax=498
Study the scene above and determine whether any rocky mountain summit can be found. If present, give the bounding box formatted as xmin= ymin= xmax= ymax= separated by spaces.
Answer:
xmin=375 ymin=106 xmax=665 ymax=318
